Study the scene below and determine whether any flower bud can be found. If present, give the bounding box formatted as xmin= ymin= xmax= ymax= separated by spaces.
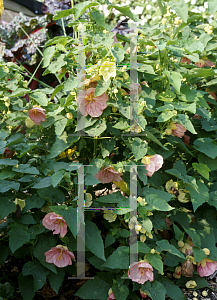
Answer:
xmin=165 ymin=128 xmax=172 ymax=135
xmin=178 ymin=241 xmax=184 ymax=247
xmin=202 ymin=291 xmax=208 ymax=297
xmin=173 ymin=266 xmax=182 ymax=279
xmin=162 ymin=18 xmax=167 ymax=25
xmin=140 ymin=235 xmax=146 ymax=243
xmin=203 ymin=248 xmax=210 ymax=256
xmin=150 ymin=248 xmax=156 ymax=254
xmin=66 ymin=113 xmax=73 ymax=119
xmin=25 ymin=118 xmax=35 ymax=128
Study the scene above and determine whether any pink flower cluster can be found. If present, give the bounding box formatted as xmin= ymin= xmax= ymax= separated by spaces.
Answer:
xmin=42 ymin=213 xmax=75 ymax=268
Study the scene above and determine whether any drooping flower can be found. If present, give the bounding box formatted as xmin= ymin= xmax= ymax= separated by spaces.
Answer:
xmin=171 ymin=123 xmax=187 ymax=138
xmin=128 ymin=261 xmax=154 ymax=284
xmin=2 ymin=147 xmax=15 ymax=159
xmin=28 ymin=106 xmax=46 ymax=125
xmin=186 ymin=280 xmax=197 ymax=289
xmin=99 ymin=61 xmax=116 ymax=81
xmin=184 ymin=135 xmax=190 ymax=145
xmin=103 ymin=210 xmax=117 ymax=223
xmin=45 ymin=245 xmax=75 ymax=268
xmin=165 ymin=179 xmax=179 ymax=194
xmin=177 ymin=189 xmax=190 ymax=203
xmin=181 ymin=260 xmax=194 ymax=277
xmin=192 ymin=114 xmax=202 ymax=120
xmin=181 ymin=57 xmax=191 ymax=64
xmin=141 ymin=154 xmax=164 ymax=177
xmin=165 ymin=217 xmax=173 ymax=228
xmin=95 ymin=166 xmax=122 ymax=183
xmin=196 ymin=59 xmax=215 ymax=68
xmin=42 ymin=212 xmax=68 ymax=238
xmin=197 ymin=258 xmax=217 ymax=277
xmin=173 ymin=266 xmax=182 ymax=279
xmin=140 ymin=289 xmax=148 ymax=298
xmin=77 ymin=88 xmax=108 ymax=117
xmin=128 ymin=83 xmax=142 ymax=95
xmin=107 ymin=288 xmax=116 ymax=300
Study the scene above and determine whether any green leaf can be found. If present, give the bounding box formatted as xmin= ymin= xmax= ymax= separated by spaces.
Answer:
xmin=12 ymin=164 xmax=39 ymax=175
xmin=0 ymin=180 xmax=20 ymax=192
xmin=193 ymin=247 xmax=206 ymax=263
xmin=23 ymin=195 xmax=45 ymax=213
xmin=173 ymin=102 xmax=196 ymax=114
xmin=75 ymin=275 xmax=110 ymax=300
xmin=157 ymin=276 xmax=187 ymax=300
xmin=0 ymin=159 xmax=18 ymax=166
xmin=53 ymin=8 xmax=75 ymax=20
xmin=192 ymin=163 xmax=210 ymax=180
xmin=168 ymin=0 xmax=188 ymax=22
xmin=9 ymin=223 xmax=30 ymax=253
xmin=145 ymin=131 xmax=168 ymax=150
xmin=143 ymin=281 xmax=167 ymax=300
xmin=32 ymin=235 xmax=57 ymax=273
xmin=111 ymin=45 xmax=125 ymax=63
xmin=208 ymin=0 xmax=217 ymax=13
xmin=145 ymin=194 xmax=174 ymax=211
xmin=156 ymin=240 xmax=185 ymax=259
xmin=43 ymin=46 xmax=56 ymax=68
xmin=156 ymin=110 xmax=174 ymax=122
xmin=194 ymin=138 xmax=217 ymax=159
xmin=32 ymin=177 xmax=52 ymax=189
xmin=101 ymin=139 xmax=115 ymax=158
xmin=156 ymin=90 xmax=176 ymax=102
xmin=198 ymin=153 xmax=217 ymax=171
xmin=173 ymin=224 xmax=184 ymax=241
xmin=164 ymin=71 xmax=182 ymax=93
xmin=108 ymin=5 xmax=139 ymax=21
xmin=85 ymin=221 xmax=105 ymax=261
xmin=103 ymin=246 xmax=129 ymax=269
xmin=10 ymin=88 xmax=31 ymax=97
xmin=141 ymin=216 xmax=153 ymax=233
xmin=146 ymin=253 xmax=163 ymax=273
xmin=48 ymin=269 xmax=65 ymax=294
xmin=30 ymin=92 xmax=49 ymax=106
xmin=85 ymin=119 xmax=107 ymax=137
xmin=74 ymin=1 xmax=99 ymax=19
xmin=113 ymin=284 xmax=129 ymax=300
xmin=132 ymin=137 xmax=148 ymax=161
xmin=157 ymin=0 xmax=167 ymax=14
xmin=94 ymin=79 xmax=111 ymax=97
xmin=18 ymin=274 xmax=35 ymax=300
xmin=51 ymin=170 xmax=65 ymax=187
xmin=22 ymin=261 xmax=49 ymax=292
xmin=113 ymin=120 xmax=129 ymax=130
xmin=48 ymin=132 xmax=79 ymax=159
xmin=186 ymin=181 xmax=209 ymax=212
xmin=63 ymin=76 xmax=78 ymax=92
xmin=95 ymin=192 xmax=125 ymax=203
xmin=55 ymin=117 xmax=68 ymax=136
xmin=0 ymin=198 xmax=16 ymax=220
xmin=90 ymin=11 xmax=105 ymax=27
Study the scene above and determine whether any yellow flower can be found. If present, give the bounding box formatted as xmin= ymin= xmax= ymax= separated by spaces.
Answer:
xmin=137 ymin=197 xmax=147 ymax=206
xmin=59 ymin=151 xmax=67 ymax=159
xmin=165 ymin=128 xmax=172 ymax=135
xmin=0 ymin=0 xmax=4 ymax=16
xmin=141 ymin=155 xmax=152 ymax=165
xmin=99 ymin=61 xmax=116 ymax=81
xmin=103 ymin=210 xmax=117 ymax=222
xmin=165 ymin=179 xmax=178 ymax=194
xmin=14 ymin=199 xmax=26 ymax=211
xmin=178 ymin=189 xmax=189 ymax=203
xmin=25 ymin=118 xmax=35 ymax=128
xmin=66 ymin=146 xmax=77 ymax=159
xmin=169 ymin=121 xmax=177 ymax=130
xmin=178 ymin=241 xmax=184 ymax=247
xmin=186 ymin=280 xmax=197 ymax=289
xmin=174 ymin=18 xmax=182 ymax=25
xmin=123 ymin=72 xmax=129 ymax=80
